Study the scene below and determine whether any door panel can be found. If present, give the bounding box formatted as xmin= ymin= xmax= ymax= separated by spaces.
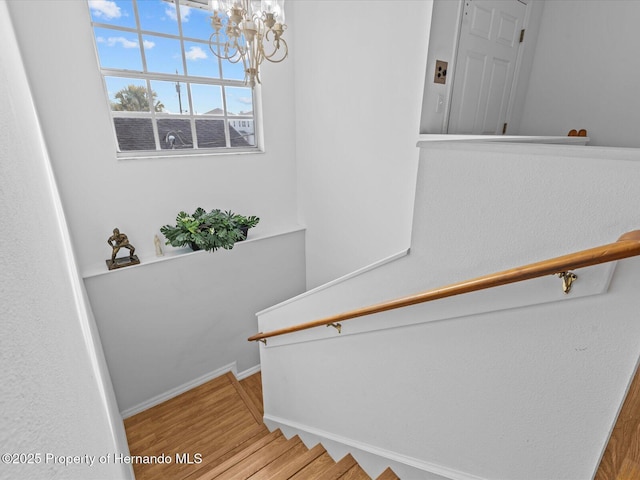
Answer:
xmin=448 ymin=0 xmax=526 ymax=134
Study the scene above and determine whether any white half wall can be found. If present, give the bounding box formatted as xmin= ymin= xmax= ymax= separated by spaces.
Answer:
xmin=258 ymin=141 xmax=640 ymax=479
xmin=85 ymin=230 xmax=305 ymax=414
xmin=291 ymin=0 xmax=433 ymax=288
xmin=0 ymin=3 xmax=131 ymax=478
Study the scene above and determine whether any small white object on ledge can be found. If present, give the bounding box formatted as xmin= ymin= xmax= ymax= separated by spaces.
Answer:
xmin=154 ymin=234 xmax=164 ymax=257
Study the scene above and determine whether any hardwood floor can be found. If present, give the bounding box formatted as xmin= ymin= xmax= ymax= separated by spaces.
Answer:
xmin=124 ymin=373 xmax=268 ymax=480
xmin=596 ymin=362 xmax=640 ymax=480
xmin=123 ymin=371 xmax=399 ymax=480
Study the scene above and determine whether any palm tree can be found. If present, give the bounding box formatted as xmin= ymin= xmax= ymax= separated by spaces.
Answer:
xmin=111 ymin=85 xmax=164 ymax=112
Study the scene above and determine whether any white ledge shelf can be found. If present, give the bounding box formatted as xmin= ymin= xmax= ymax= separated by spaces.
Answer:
xmin=416 ymin=134 xmax=590 ymax=146
xmin=82 ymin=225 xmax=305 ymax=279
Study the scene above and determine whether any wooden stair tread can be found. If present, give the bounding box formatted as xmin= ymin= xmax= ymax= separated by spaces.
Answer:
xmin=246 ymin=437 xmax=308 ymax=480
xmin=211 ymin=433 xmax=293 ymax=480
xmin=340 ymin=463 xmax=372 ymax=480
xmin=268 ymin=443 xmax=327 ymax=479
xmin=181 ymin=425 xmax=270 ymax=479
xmin=191 ymin=429 xmax=283 ymax=480
xmin=314 ymin=453 xmax=358 ymax=480
xmin=289 ymin=451 xmax=336 ymax=479
xmin=376 ymin=467 xmax=401 ymax=480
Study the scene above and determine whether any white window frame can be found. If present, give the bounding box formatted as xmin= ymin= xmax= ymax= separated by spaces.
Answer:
xmin=88 ymin=0 xmax=262 ymax=158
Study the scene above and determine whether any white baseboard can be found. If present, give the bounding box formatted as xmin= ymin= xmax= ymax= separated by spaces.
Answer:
xmin=237 ymin=364 xmax=261 ymax=380
xmin=263 ymin=414 xmax=487 ymax=480
xmin=120 ymin=362 xmax=237 ymax=419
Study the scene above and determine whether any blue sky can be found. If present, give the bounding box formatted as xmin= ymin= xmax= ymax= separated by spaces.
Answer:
xmin=88 ymin=0 xmax=253 ymax=115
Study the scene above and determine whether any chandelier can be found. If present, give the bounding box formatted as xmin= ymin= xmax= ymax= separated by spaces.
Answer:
xmin=208 ymin=0 xmax=288 ymax=87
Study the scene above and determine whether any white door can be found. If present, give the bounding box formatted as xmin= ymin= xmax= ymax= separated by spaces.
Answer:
xmin=448 ymin=0 xmax=527 ymax=134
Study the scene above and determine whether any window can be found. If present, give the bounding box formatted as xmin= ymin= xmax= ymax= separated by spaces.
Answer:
xmin=88 ymin=0 xmax=258 ymax=155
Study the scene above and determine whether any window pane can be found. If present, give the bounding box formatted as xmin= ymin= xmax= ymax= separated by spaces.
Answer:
xmin=158 ymin=119 xmax=193 ymax=149
xmin=229 ymin=119 xmax=255 ymax=147
xmin=114 ymin=118 xmax=155 ymax=150
xmin=221 ymin=58 xmax=246 ymax=81
xmin=90 ymin=0 xmax=259 ymax=153
xmin=94 ymin=27 xmax=142 ymax=71
xmin=143 ymin=35 xmax=184 ymax=75
xmin=88 ymin=0 xmax=136 ymax=28
xmin=190 ymin=84 xmax=223 ymax=115
xmin=137 ymin=0 xmax=179 ymax=36
xmin=184 ymin=41 xmax=219 ymax=78
xmin=195 ymin=119 xmax=227 ymax=148
xmin=105 ymin=77 xmax=151 ymax=111
xmin=224 ymin=86 xmax=253 ymax=115
xmin=179 ymin=2 xmax=213 ymax=40
xmin=150 ymin=80 xmax=187 ymax=114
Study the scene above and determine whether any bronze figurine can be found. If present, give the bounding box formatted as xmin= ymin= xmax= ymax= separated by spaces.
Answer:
xmin=106 ymin=228 xmax=140 ymax=270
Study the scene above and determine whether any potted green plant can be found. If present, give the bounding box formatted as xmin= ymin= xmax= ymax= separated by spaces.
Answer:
xmin=160 ymin=208 xmax=259 ymax=252
xmin=233 ymin=214 xmax=260 ymax=241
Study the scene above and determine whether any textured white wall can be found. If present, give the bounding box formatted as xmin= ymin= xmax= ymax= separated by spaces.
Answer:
xmin=519 ymin=0 xmax=640 ymax=147
xmin=7 ymin=0 xmax=299 ymax=273
xmin=291 ymin=0 xmax=433 ymax=288
xmin=0 ymin=3 xmax=131 ymax=478
xmin=259 ymin=141 xmax=640 ymax=479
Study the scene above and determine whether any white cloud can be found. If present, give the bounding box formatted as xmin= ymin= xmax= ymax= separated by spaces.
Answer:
xmin=165 ymin=4 xmax=178 ymax=21
xmin=143 ymin=40 xmax=156 ymax=50
xmin=106 ymin=36 xmax=138 ymax=49
xmin=165 ymin=3 xmax=191 ymax=22
xmin=181 ymin=5 xmax=192 ymax=21
xmin=237 ymin=96 xmax=253 ymax=105
xmin=185 ymin=46 xmax=207 ymax=61
xmin=88 ymin=0 xmax=122 ymax=20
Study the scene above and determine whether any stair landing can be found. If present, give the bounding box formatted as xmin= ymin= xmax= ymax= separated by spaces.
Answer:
xmin=123 ymin=371 xmax=399 ymax=479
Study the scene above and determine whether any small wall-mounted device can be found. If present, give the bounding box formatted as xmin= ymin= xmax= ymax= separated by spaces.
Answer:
xmin=434 ymin=60 xmax=448 ymax=84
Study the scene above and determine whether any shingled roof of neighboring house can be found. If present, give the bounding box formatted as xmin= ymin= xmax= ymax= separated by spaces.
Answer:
xmin=113 ymin=117 xmax=251 ymax=151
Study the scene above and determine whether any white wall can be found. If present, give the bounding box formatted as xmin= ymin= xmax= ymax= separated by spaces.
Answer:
xmin=258 ymin=141 xmax=640 ymax=479
xmin=291 ymin=0 xmax=433 ymax=288
xmin=518 ymin=0 xmax=640 ymax=147
xmin=6 ymin=0 xmax=306 ymax=417
xmin=419 ymin=0 xmax=462 ymax=134
xmin=7 ymin=0 xmax=299 ymax=273
xmin=0 ymin=2 xmax=131 ymax=478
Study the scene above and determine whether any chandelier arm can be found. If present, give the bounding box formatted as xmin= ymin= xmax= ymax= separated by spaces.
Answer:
xmin=262 ymin=36 xmax=288 ymax=63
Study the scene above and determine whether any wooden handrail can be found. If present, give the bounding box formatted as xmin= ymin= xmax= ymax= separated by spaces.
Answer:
xmin=248 ymin=230 xmax=640 ymax=343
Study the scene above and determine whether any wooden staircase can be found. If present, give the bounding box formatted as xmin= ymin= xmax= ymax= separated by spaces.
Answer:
xmin=124 ymin=372 xmax=400 ymax=479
